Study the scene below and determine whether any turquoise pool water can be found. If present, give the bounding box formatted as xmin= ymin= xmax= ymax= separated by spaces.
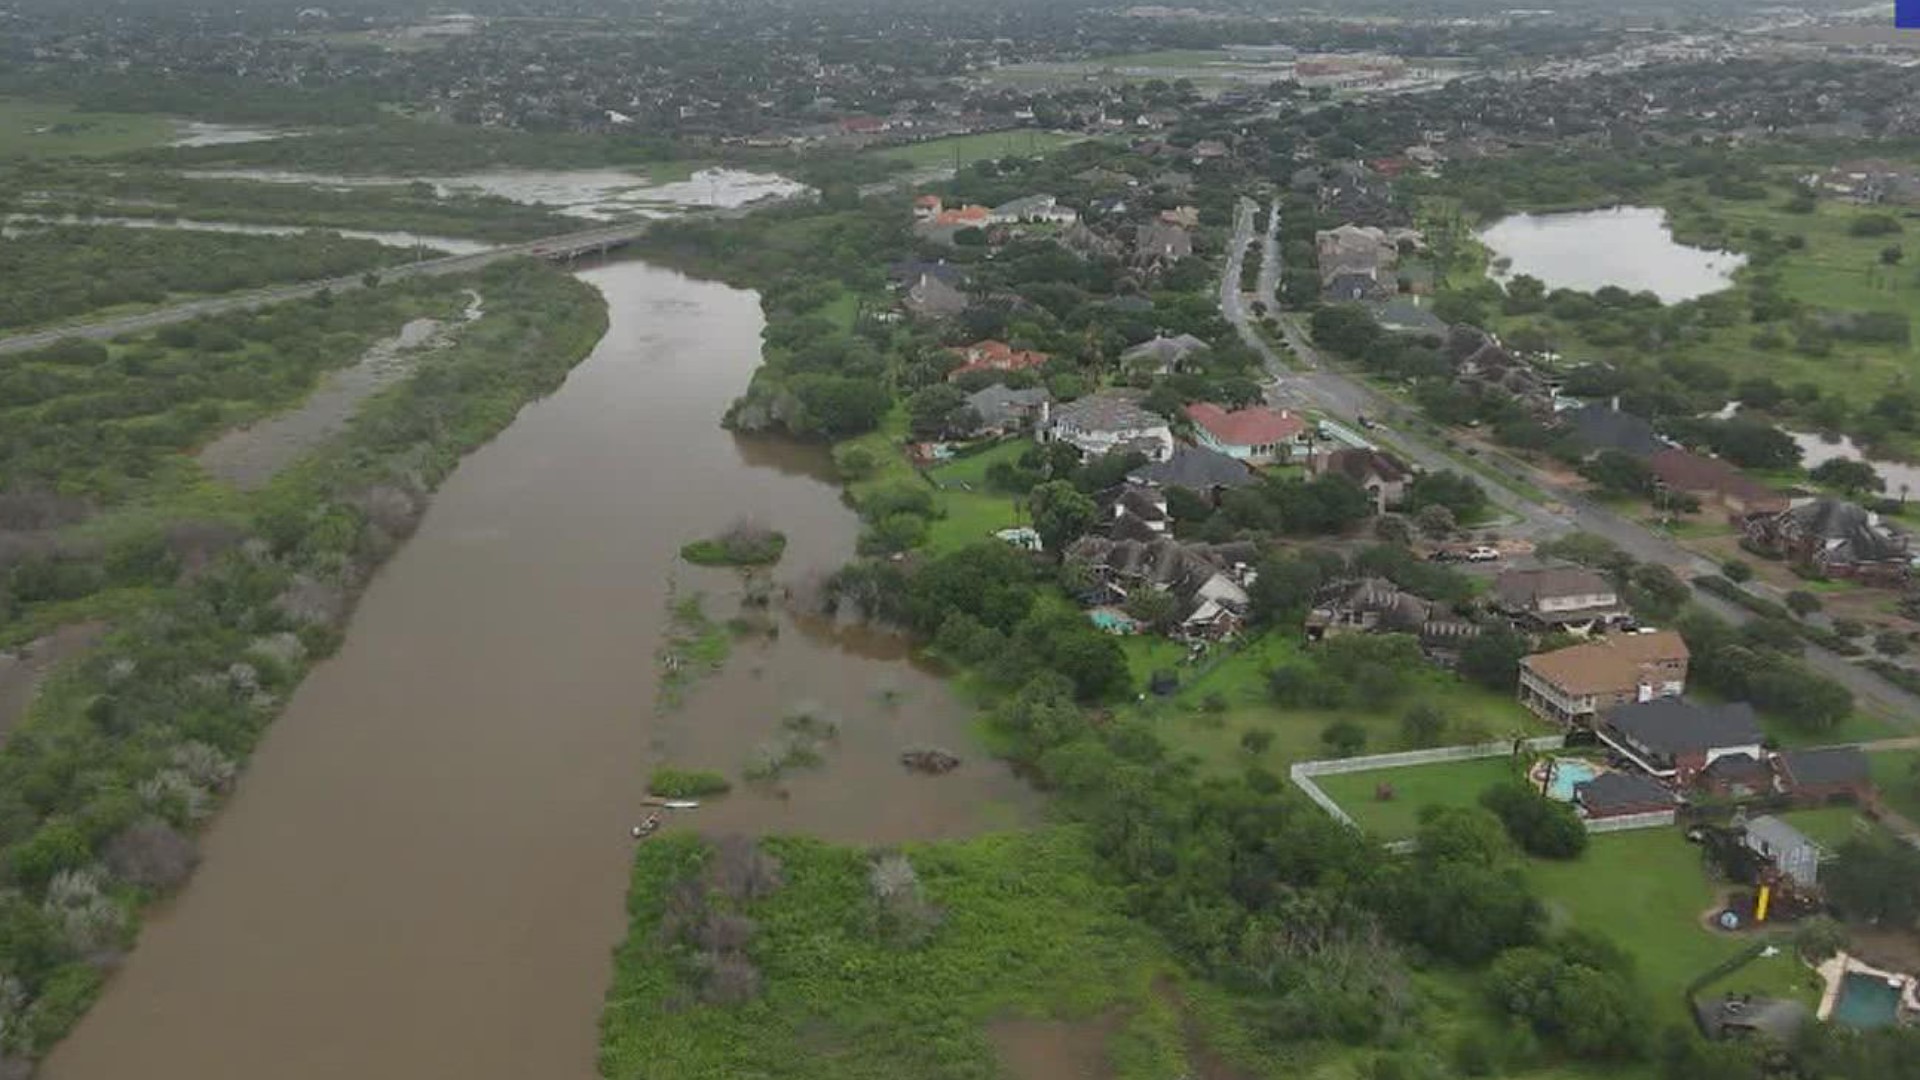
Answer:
xmin=1832 ymin=972 xmax=1903 ymax=1030
xmin=1088 ymin=609 xmax=1137 ymax=633
xmin=1544 ymin=758 xmax=1599 ymax=802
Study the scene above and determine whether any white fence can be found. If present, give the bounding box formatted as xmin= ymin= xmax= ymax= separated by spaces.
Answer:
xmin=1586 ymin=809 xmax=1677 ymax=833
xmin=1290 ymin=734 xmax=1672 ymax=847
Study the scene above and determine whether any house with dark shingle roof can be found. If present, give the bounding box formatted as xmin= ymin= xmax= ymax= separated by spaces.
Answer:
xmin=1127 ymin=445 xmax=1256 ymax=500
xmin=1565 ymin=401 xmax=1665 ymax=459
xmin=1596 ymin=699 xmax=1763 ymax=784
xmin=1775 ymin=746 xmax=1872 ymax=803
xmin=1743 ymin=498 xmax=1910 ymax=584
xmin=962 ymin=385 xmax=1051 ymax=437
xmin=1574 ymin=770 xmax=1677 ymax=821
xmin=1120 ymin=333 xmax=1208 ymax=375
xmin=1304 ymin=577 xmax=1481 ymax=649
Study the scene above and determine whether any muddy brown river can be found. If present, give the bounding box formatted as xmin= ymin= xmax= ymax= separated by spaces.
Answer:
xmin=42 ymin=260 xmax=1033 ymax=1079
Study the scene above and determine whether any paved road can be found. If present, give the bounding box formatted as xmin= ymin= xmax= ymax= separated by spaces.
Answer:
xmin=1223 ymin=196 xmax=1920 ymax=726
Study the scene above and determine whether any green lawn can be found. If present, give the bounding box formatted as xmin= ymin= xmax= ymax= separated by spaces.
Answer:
xmin=1778 ymin=805 xmax=1879 ymax=850
xmin=1314 ymin=756 xmax=1521 ymax=840
xmin=1131 ymin=634 xmax=1552 ymax=775
xmin=923 ymin=440 xmax=1034 ymax=553
xmin=1870 ymin=748 xmax=1920 ymax=822
xmin=1526 ymin=830 xmax=1823 ymax=1016
xmin=0 ymin=98 xmax=180 ymax=158
xmin=874 ymin=130 xmax=1082 ymax=169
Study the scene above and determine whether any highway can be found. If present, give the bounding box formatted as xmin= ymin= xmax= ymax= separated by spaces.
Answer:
xmin=1222 ymin=196 xmax=1920 ymax=725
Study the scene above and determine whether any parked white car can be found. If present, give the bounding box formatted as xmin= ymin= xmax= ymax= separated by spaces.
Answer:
xmin=1466 ymin=546 xmax=1501 ymax=562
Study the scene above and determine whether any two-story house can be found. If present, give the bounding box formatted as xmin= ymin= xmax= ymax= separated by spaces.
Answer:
xmin=1045 ymin=389 xmax=1174 ymax=462
xmin=1184 ymin=403 xmax=1309 ymax=466
xmin=1492 ymin=563 xmax=1628 ymax=634
xmin=1517 ymin=630 xmax=1689 ymax=726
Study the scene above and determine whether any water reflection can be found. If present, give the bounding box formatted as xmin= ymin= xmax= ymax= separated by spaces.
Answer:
xmin=1480 ymin=206 xmax=1745 ymax=303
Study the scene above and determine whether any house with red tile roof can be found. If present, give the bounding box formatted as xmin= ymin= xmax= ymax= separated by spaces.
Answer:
xmin=946 ymin=340 xmax=1050 ymax=382
xmin=1184 ymin=403 xmax=1308 ymax=465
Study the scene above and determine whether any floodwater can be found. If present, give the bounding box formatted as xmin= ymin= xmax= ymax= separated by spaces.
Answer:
xmin=168 ymin=121 xmax=292 ymax=148
xmin=1480 ymin=206 xmax=1747 ymax=303
xmin=42 ymin=260 xmax=1032 ymax=1080
xmin=180 ymin=167 xmax=808 ymax=221
xmin=195 ymin=293 xmax=486 ymax=490
xmin=1 ymin=213 xmax=491 ymax=255
xmin=1790 ymin=429 xmax=1920 ymax=499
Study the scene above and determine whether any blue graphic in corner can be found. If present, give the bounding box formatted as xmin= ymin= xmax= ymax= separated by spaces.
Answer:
xmin=1902 ymin=0 xmax=1920 ymax=28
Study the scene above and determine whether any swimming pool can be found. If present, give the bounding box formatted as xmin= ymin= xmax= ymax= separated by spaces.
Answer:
xmin=1832 ymin=972 xmax=1903 ymax=1030
xmin=1542 ymin=758 xmax=1600 ymax=802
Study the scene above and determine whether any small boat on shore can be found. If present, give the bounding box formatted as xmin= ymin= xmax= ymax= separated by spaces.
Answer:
xmin=641 ymin=796 xmax=701 ymax=809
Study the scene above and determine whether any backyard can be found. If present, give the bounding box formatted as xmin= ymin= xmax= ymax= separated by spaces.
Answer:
xmin=1314 ymin=756 xmax=1522 ymax=840
xmin=1127 ymin=633 xmax=1551 ymax=775
xmin=1870 ymin=748 xmax=1920 ymax=823
xmin=922 ymin=439 xmax=1034 ymax=553
xmin=1527 ymin=829 xmax=1823 ymax=1017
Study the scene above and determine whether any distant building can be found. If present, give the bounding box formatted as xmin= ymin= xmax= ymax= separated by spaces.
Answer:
xmin=1565 ymin=400 xmax=1664 ymax=460
xmin=1595 ymin=699 xmax=1764 ymax=785
xmin=1120 ymin=333 xmax=1208 ymax=375
xmin=962 ymin=385 xmax=1051 ymax=437
xmin=1742 ymin=497 xmax=1910 ymax=584
xmin=1310 ymin=448 xmax=1411 ymax=513
xmin=946 ymin=340 xmax=1049 ymax=382
xmin=989 ymin=194 xmax=1079 ymax=226
xmin=1648 ymin=448 xmax=1787 ymax=520
xmin=1126 ymin=444 xmax=1256 ymax=500
xmin=1492 ymin=562 xmax=1626 ymax=634
xmin=1573 ymin=771 xmax=1677 ymax=822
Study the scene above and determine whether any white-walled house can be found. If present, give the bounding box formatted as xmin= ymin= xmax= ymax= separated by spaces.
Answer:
xmin=1046 ymin=390 xmax=1174 ymax=462
xmin=1184 ymin=403 xmax=1309 ymax=465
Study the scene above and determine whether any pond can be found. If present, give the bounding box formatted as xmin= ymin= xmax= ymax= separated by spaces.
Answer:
xmin=1479 ymin=206 xmax=1746 ymax=303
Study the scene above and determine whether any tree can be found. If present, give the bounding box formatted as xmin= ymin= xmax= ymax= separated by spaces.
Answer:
xmin=1875 ymin=630 xmax=1910 ymax=657
xmin=1240 ymin=728 xmax=1275 ymax=755
xmin=1123 ymin=586 xmax=1178 ymax=630
xmin=1400 ymin=703 xmax=1446 ymax=748
xmin=1374 ymin=514 xmax=1413 ymax=546
xmin=1882 ymin=245 xmax=1905 ymax=267
xmin=1810 ymin=458 xmax=1884 ymax=496
xmin=1310 ymin=304 xmax=1382 ymax=356
xmin=905 ymin=384 xmax=969 ymax=438
xmin=1824 ymin=835 xmax=1920 ymax=925
xmin=1721 ymin=558 xmax=1753 ymax=583
xmin=1480 ymin=780 xmax=1587 ymax=859
xmin=1321 ymin=719 xmax=1367 ymax=757
xmin=1705 ymin=418 xmax=1801 ymax=471
xmin=1027 ymin=481 xmax=1097 ymax=555
xmin=1457 ymin=625 xmax=1527 ymax=692
xmin=1415 ymin=504 xmax=1456 ymax=539
xmin=1580 ymin=450 xmax=1653 ymax=497
xmin=1403 ymin=470 xmax=1487 ymax=521
xmin=1628 ymin=564 xmax=1690 ymax=620
xmin=1785 ymin=590 xmax=1822 ymax=617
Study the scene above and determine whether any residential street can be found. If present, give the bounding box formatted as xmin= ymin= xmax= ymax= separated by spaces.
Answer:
xmin=1222 ymin=197 xmax=1920 ymax=727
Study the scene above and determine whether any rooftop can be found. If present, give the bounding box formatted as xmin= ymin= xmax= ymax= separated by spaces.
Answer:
xmin=1778 ymin=746 xmax=1871 ymax=789
xmin=1184 ymin=402 xmax=1306 ymax=448
xmin=1494 ymin=563 xmax=1616 ymax=610
xmin=1522 ymin=630 xmax=1689 ymax=695
xmin=1601 ymin=699 xmax=1762 ymax=758
xmin=1128 ymin=444 xmax=1256 ymax=492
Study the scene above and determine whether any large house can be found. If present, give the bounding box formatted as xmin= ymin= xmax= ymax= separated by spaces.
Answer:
xmin=1310 ymin=448 xmax=1411 ymax=513
xmin=946 ymin=340 xmax=1049 ymax=382
xmin=1492 ymin=563 xmax=1626 ymax=634
xmin=1126 ymin=445 xmax=1256 ymax=501
xmin=1304 ymin=577 xmax=1480 ymax=649
xmin=1120 ymin=333 xmax=1208 ymax=375
xmin=962 ymin=385 xmax=1051 ymax=437
xmin=1648 ymin=448 xmax=1787 ymax=520
xmin=990 ymin=194 xmax=1079 ymax=226
xmin=1595 ymin=699 xmax=1764 ymax=785
xmin=1132 ymin=222 xmax=1193 ymax=265
xmin=903 ymin=272 xmax=969 ymax=320
xmin=1518 ymin=630 xmax=1689 ymax=726
xmin=1565 ymin=400 xmax=1664 ymax=460
xmin=1063 ymin=536 xmax=1259 ymax=639
xmin=1184 ymin=403 xmax=1309 ymax=465
xmin=1742 ymin=498 xmax=1910 ymax=584
xmin=1046 ymin=389 xmax=1175 ymax=462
